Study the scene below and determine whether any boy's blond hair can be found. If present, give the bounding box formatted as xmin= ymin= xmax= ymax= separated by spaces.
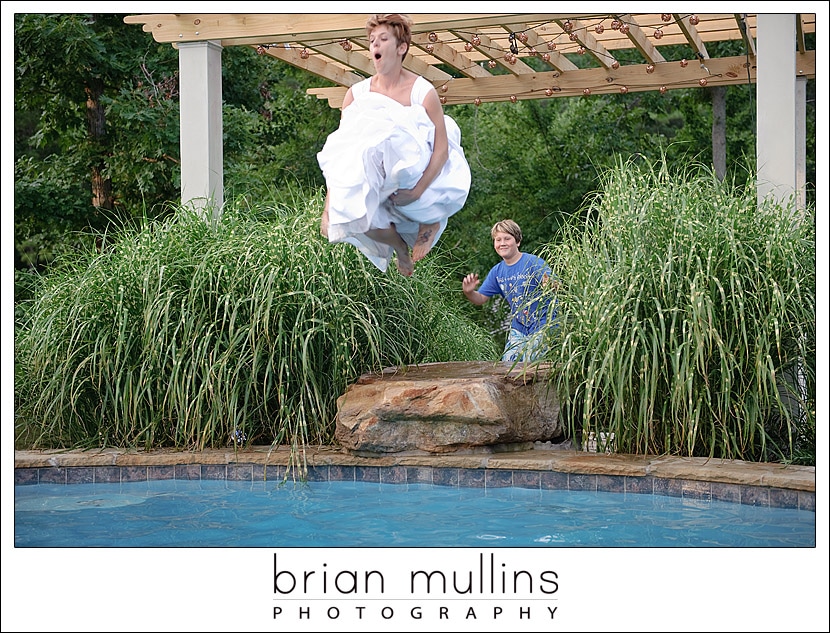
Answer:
xmin=490 ymin=219 xmax=522 ymax=244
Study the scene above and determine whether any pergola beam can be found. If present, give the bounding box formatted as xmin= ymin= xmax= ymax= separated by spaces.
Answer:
xmin=307 ymin=52 xmax=815 ymax=109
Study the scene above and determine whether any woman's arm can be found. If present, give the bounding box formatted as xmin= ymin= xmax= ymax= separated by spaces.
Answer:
xmin=395 ymin=85 xmax=448 ymax=204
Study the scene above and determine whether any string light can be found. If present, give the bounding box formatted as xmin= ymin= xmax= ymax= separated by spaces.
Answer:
xmin=255 ymin=17 xmax=729 ymax=107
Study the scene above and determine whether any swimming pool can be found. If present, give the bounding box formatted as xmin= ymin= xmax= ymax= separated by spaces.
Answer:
xmin=14 ymin=478 xmax=816 ymax=547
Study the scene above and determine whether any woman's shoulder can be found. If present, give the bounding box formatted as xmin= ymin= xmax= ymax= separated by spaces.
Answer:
xmin=351 ymin=77 xmax=372 ymax=98
xmin=410 ymin=75 xmax=436 ymax=105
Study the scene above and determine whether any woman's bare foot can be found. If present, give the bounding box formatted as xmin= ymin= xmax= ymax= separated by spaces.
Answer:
xmin=396 ymin=250 xmax=414 ymax=277
xmin=412 ymin=222 xmax=439 ymax=262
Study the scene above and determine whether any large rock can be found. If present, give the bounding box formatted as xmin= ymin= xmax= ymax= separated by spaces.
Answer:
xmin=335 ymin=361 xmax=563 ymax=455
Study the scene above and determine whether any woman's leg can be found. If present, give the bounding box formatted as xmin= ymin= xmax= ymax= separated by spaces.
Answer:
xmin=412 ymin=222 xmax=440 ymax=262
xmin=320 ymin=190 xmax=331 ymax=238
xmin=365 ymin=224 xmax=414 ymax=276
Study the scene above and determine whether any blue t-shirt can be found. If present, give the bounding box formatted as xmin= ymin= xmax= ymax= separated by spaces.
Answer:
xmin=478 ymin=253 xmax=554 ymax=335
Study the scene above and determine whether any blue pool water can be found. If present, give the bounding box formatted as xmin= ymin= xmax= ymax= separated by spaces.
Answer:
xmin=14 ymin=479 xmax=815 ymax=547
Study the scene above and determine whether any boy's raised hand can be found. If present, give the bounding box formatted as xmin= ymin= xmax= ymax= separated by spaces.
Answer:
xmin=462 ymin=273 xmax=480 ymax=294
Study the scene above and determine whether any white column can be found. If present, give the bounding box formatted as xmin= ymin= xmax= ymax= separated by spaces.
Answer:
xmin=756 ymin=14 xmax=800 ymax=207
xmin=178 ymin=40 xmax=224 ymax=218
xmin=795 ymin=75 xmax=806 ymax=210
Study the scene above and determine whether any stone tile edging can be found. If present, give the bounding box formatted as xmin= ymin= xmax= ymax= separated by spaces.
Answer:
xmin=14 ymin=447 xmax=816 ymax=513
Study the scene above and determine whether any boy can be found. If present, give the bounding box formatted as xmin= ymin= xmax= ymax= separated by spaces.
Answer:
xmin=462 ymin=219 xmax=556 ymax=362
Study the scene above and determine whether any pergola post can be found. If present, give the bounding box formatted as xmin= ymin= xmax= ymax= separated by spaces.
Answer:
xmin=756 ymin=14 xmax=805 ymax=209
xmin=178 ymin=40 xmax=224 ymax=218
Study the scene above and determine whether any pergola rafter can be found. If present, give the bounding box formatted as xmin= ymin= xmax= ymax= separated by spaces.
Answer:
xmin=124 ymin=12 xmax=816 ymax=107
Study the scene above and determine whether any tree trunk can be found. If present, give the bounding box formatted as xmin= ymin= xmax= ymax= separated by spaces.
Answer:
xmin=85 ymin=77 xmax=114 ymax=211
xmin=711 ymin=86 xmax=726 ymax=181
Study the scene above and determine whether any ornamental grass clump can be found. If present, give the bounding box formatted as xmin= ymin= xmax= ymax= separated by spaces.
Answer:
xmin=540 ymin=156 xmax=815 ymax=464
xmin=14 ymin=187 xmax=498 ymax=470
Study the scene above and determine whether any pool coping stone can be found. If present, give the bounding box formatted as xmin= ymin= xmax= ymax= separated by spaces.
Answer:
xmin=15 ymin=446 xmax=815 ymax=513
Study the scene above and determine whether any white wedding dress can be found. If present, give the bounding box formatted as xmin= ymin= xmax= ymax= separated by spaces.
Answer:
xmin=317 ymin=76 xmax=471 ymax=272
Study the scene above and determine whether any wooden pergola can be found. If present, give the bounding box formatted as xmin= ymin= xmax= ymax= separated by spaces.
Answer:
xmin=123 ymin=12 xmax=817 ymax=214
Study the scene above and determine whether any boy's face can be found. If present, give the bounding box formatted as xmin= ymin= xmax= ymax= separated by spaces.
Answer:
xmin=492 ymin=231 xmax=520 ymax=261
